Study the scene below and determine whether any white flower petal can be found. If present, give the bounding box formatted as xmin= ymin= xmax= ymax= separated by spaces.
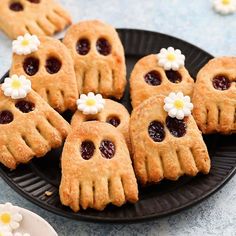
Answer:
xmin=88 ymin=92 xmax=95 ymax=98
xmin=168 ymin=108 xmax=177 ymax=117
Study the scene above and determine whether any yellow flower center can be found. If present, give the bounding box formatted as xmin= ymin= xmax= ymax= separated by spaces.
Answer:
xmin=222 ymin=0 xmax=230 ymax=5
xmin=21 ymin=39 xmax=29 ymax=46
xmin=174 ymin=100 xmax=184 ymax=109
xmin=167 ymin=53 xmax=176 ymax=61
xmin=86 ymin=99 xmax=96 ymax=106
xmin=1 ymin=213 xmax=11 ymax=224
xmin=11 ymin=80 xmax=21 ymax=89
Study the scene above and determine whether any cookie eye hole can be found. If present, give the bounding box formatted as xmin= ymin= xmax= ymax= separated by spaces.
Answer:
xmin=27 ymin=0 xmax=40 ymax=3
xmin=148 ymin=121 xmax=165 ymax=142
xmin=106 ymin=116 xmax=120 ymax=127
xmin=144 ymin=71 xmax=162 ymax=86
xmin=15 ymin=100 xmax=35 ymax=113
xmin=23 ymin=57 xmax=39 ymax=76
xmin=76 ymin=38 xmax=90 ymax=55
xmin=0 ymin=110 xmax=14 ymax=124
xmin=45 ymin=57 xmax=62 ymax=74
xmin=166 ymin=116 xmax=187 ymax=138
xmin=96 ymin=38 xmax=111 ymax=56
xmin=165 ymin=70 xmax=182 ymax=83
xmin=81 ymin=141 xmax=95 ymax=160
xmin=212 ymin=75 xmax=231 ymax=90
xmin=99 ymin=140 xmax=115 ymax=159
xmin=9 ymin=2 xmax=24 ymax=11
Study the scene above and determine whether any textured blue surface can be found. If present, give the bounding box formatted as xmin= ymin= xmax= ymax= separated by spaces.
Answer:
xmin=0 ymin=0 xmax=236 ymax=235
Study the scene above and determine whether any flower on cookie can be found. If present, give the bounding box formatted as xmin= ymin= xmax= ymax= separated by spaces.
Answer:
xmin=157 ymin=47 xmax=185 ymax=71
xmin=213 ymin=0 xmax=236 ymax=15
xmin=12 ymin=33 xmax=40 ymax=55
xmin=76 ymin=92 xmax=105 ymax=115
xmin=14 ymin=233 xmax=30 ymax=236
xmin=164 ymin=92 xmax=193 ymax=120
xmin=0 ymin=227 xmax=13 ymax=236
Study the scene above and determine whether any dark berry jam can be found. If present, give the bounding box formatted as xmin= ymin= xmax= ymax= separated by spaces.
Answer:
xmin=96 ymin=38 xmax=111 ymax=56
xmin=165 ymin=70 xmax=182 ymax=83
xmin=80 ymin=141 xmax=95 ymax=160
xmin=144 ymin=71 xmax=162 ymax=86
xmin=76 ymin=38 xmax=90 ymax=55
xmin=148 ymin=121 xmax=165 ymax=142
xmin=15 ymin=101 xmax=35 ymax=113
xmin=27 ymin=0 xmax=40 ymax=3
xmin=45 ymin=57 xmax=62 ymax=74
xmin=99 ymin=140 xmax=115 ymax=159
xmin=212 ymin=75 xmax=231 ymax=90
xmin=9 ymin=2 xmax=24 ymax=11
xmin=0 ymin=110 xmax=14 ymax=124
xmin=23 ymin=57 xmax=39 ymax=76
xmin=166 ymin=116 xmax=187 ymax=137
xmin=106 ymin=116 xmax=120 ymax=127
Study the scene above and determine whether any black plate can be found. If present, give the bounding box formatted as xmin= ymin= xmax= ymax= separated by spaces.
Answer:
xmin=0 ymin=29 xmax=236 ymax=223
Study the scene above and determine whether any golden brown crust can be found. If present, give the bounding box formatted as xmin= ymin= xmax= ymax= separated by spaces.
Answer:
xmin=63 ymin=20 xmax=126 ymax=99
xmin=59 ymin=121 xmax=138 ymax=212
xmin=130 ymin=54 xmax=194 ymax=108
xmin=0 ymin=0 xmax=71 ymax=39
xmin=10 ymin=36 xmax=78 ymax=113
xmin=130 ymin=95 xmax=210 ymax=185
xmin=192 ymin=57 xmax=236 ymax=134
xmin=0 ymin=89 xmax=70 ymax=169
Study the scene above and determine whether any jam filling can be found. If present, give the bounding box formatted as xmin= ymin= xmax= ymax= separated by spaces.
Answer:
xmin=45 ymin=57 xmax=62 ymax=74
xmin=76 ymin=38 xmax=90 ymax=55
xmin=212 ymin=75 xmax=231 ymax=90
xmin=23 ymin=57 xmax=39 ymax=76
xmin=15 ymin=101 xmax=35 ymax=113
xmin=80 ymin=141 xmax=95 ymax=160
xmin=148 ymin=121 xmax=165 ymax=142
xmin=96 ymin=38 xmax=111 ymax=56
xmin=166 ymin=116 xmax=187 ymax=137
xmin=27 ymin=0 xmax=40 ymax=3
xmin=0 ymin=110 xmax=14 ymax=124
xmin=165 ymin=70 xmax=182 ymax=83
xmin=144 ymin=71 xmax=162 ymax=86
xmin=106 ymin=116 xmax=120 ymax=127
xmin=9 ymin=2 xmax=24 ymax=11
xmin=99 ymin=140 xmax=115 ymax=159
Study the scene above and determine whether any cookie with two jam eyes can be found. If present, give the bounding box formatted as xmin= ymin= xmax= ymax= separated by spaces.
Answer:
xmin=193 ymin=57 xmax=236 ymax=134
xmin=71 ymin=99 xmax=131 ymax=152
xmin=130 ymin=54 xmax=194 ymax=108
xmin=63 ymin=20 xmax=127 ymax=100
xmin=10 ymin=36 xmax=78 ymax=113
xmin=0 ymin=0 xmax=71 ymax=39
xmin=59 ymin=121 xmax=138 ymax=212
xmin=130 ymin=95 xmax=210 ymax=185
xmin=0 ymin=89 xmax=70 ymax=169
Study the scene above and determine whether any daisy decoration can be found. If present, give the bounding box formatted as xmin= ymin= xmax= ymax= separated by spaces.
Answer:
xmin=0 ymin=227 xmax=13 ymax=236
xmin=213 ymin=0 xmax=236 ymax=15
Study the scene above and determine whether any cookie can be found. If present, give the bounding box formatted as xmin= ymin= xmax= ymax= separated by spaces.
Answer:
xmin=0 ymin=89 xmax=70 ymax=169
xmin=59 ymin=121 xmax=138 ymax=212
xmin=0 ymin=0 xmax=71 ymax=39
xmin=193 ymin=57 xmax=236 ymax=134
xmin=71 ymin=99 xmax=131 ymax=151
xmin=130 ymin=54 xmax=194 ymax=108
xmin=63 ymin=20 xmax=126 ymax=99
xmin=10 ymin=36 xmax=78 ymax=113
xmin=130 ymin=95 xmax=210 ymax=185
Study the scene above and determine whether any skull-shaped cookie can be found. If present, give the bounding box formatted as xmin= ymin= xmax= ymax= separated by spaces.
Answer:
xmin=0 ymin=89 xmax=70 ymax=169
xmin=130 ymin=54 xmax=194 ymax=108
xmin=193 ymin=57 xmax=236 ymax=134
xmin=71 ymin=99 xmax=131 ymax=151
xmin=0 ymin=0 xmax=71 ymax=39
xmin=63 ymin=20 xmax=127 ymax=99
xmin=130 ymin=95 xmax=210 ymax=185
xmin=60 ymin=121 xmax=138 ymax=212
xmin=10 ymin=36 xmax=78 ymax=113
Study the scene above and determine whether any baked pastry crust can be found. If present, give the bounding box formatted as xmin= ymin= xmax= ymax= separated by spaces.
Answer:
xmin=60 ymin=121 xmax=138 ymax=212
xmin=130 ymin=95 xmax=210 ymax=185
xmin=71 ymin=99 xmax=131 ymax=151
xmin=0 ymin=89 xmax=70 ymax=169
xmin=0 ymin=0 xmax=71 ymax=39
xmin=63 ymin=20 xmax=126 ymax=99
xmin=130 ymin=54 xmax=194 ymax=108
xmin=10 ymin=36 xmax=78 ymax=113
xmin=193 ymin=57 xmax=236 ymax=134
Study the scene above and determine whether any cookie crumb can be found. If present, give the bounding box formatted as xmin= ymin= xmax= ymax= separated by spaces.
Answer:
xmin=45 ymin=191 xmax=53 ymax=197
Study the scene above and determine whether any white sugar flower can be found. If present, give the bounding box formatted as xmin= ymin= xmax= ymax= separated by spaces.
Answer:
xmin=14 ymin=233 xmax=30 ymax=236
xmin=0 ymin=227 xmax=13 ymax=236
xmin=76 ymin=92 xmax=105 ymax=115
xmin=157 ymin=47 xmax=185 ymax=71
xmin=213 ymin=0 xmax=236 ymax=14
xmin=12 ymin=33 xmax=40 ymax=55
xmin=164 ymin=92 xmax=193 ymax=120
xmin=1 ymin=75 xmax=31 ymax=99
xmin=0 ymin=203 xmax=22 ymax=232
